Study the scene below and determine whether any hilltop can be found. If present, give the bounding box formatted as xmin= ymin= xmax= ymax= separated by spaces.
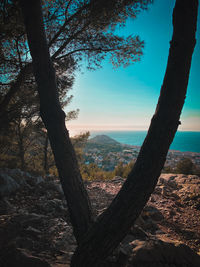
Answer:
xmin=88 ymin=135 xmax=120 ymax=145
xmin=0 ymin=168 xmax=200 ymax=266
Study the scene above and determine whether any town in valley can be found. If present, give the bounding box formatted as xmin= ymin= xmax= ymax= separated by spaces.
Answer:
xmin=83 ymin=135 xmax=200 ymax=172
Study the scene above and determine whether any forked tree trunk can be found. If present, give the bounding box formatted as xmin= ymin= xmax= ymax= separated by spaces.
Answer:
xmin=71 ymin=0 xmax=198 ymax=265
xmin=19 ymin=0 xmax=198 ymax=266
xmin=19 ymin=0 xmax=93 ymax=244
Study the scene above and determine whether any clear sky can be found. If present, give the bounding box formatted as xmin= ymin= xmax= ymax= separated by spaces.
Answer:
xmin=66 ymin=0 xmax=200 ymax=136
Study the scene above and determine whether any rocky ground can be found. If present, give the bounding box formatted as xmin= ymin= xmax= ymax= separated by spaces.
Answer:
xmin=0 ymin=168 xmax=200 ymax=266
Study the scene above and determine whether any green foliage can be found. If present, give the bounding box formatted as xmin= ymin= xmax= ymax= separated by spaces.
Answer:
xmin=175 ymin=158 xmax=195 ymax=175
xmin=113 ymin=160 xmax=135 ymax=178
xmin=162 ymin=158 xmax=200 ymax=175
xmin=80 ymin=163 xmax=113 ymax=181
xmin=79 ymin=160 xmax=135 ymax=181
xmin=71 ymin=132 xmax=90 ymax=163
xmin=113 ymin=162 xmax=125 ymax=177
xmin=162 ymin=165 xmax=173 ymax=173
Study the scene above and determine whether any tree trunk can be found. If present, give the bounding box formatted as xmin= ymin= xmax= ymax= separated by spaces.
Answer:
xmin=19 ymin=0 xmax=93 ymax=244
xmin=17 ymin=121 xmax=25 ymax=170
xmin=43 ymin=132 xmax=49 ymax=175
xmin=71 ymin=0 xmax=198 ymax=265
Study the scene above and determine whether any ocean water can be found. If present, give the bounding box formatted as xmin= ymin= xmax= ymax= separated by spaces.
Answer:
xmin=90 ymin=131 xmax=200 ymax=153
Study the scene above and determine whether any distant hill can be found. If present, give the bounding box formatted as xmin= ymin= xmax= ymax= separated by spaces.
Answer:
xmin=88 ymin=135 xmax=120 ymax=145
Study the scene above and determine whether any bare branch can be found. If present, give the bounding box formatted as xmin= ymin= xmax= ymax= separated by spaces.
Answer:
xmin=51 ymin=21 xmax=91 ymax=60
xmin=48 ymin=2 xmax=91 ymax=47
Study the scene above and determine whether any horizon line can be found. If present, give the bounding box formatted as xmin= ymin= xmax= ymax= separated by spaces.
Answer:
xmin=68 ymin=125 xmax=200 ymax=137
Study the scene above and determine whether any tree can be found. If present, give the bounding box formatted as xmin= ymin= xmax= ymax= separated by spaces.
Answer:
xmin=176 ymin=158 xmax=194 ymax=175
xmin=113 ymin=161 xmax=125 ymax=177
xmin=18 ymin=0 xmax=198 ymax=266
xmin=71 ymin=131 xmax=90 ymax=164
xmin=113 ymin=160 xmax=135 ymax=178
xmin=0 ymin=0 xmax=150 ymax=122
xmin=0 ymin=58 xmax=78 ymax=173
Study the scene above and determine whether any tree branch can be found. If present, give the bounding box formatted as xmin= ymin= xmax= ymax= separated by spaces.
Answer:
xmin=51 ymin=21 xmax=91 ymax=60
xmin=15 ymin=38 xmax=23 ymax=70
xmin=48 ymin=1 xmax=91 ymax=47
xmin=55 ymin=47 xmax=115 ymax=60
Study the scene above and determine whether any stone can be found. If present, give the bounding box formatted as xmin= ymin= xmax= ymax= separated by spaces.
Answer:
xmin=128 ymin=239 xmax=200 ymax=267
xmin=5 ymin=168 xmax=28 ymax=187
xmin=0 ymin=199 xmax=13 ymax=215
xmin=0 ymin=173 xmax=20 ymax=197
xmin=13 ymin=213 xmax=48 ymax=229
xmin=143 ymin=206 xmax=164 ymax=222
xmin=0 ymin=244 xmax=51 ymax=267
xmin=53 ymin=183 xmax=64 ymax=195
xmin=130 ymin=226 xmax=148 ymax=240
xmin=41 ymin=199 xmax=65 ymax=213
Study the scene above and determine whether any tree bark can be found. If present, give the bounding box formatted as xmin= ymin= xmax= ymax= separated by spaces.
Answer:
xmin=71 ymin=0 xmax=198 ymax=265
xmin=17 ymin=121 xmax=25 ymax=170
xmin=19 ymin=0 xmax=93 ymax=244
xmin=43 ymin=132 xmax=49 ymax=175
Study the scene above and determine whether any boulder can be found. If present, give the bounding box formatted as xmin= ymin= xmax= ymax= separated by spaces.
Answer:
xmin=3 ymin=168 xmax=28 ymax=187
xmin=129 ymin=239 xmax=200 ymax=267
xmin=0 ymin=199 xmax=13 ymax=215
xmin=0 ymin=173 xmax=20 ymax=197
xmin=0 ymin=244 xmax=51 ymax=267
xmin=142 ymin=205 xmax=164 ymax=222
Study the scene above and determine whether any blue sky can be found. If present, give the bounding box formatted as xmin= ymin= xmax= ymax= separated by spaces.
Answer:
xmin=66 ymin=0 xmax=200 ymax=135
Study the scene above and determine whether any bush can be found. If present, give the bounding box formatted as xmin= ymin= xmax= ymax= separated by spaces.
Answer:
xmin=175 ymin=158 xmax=194 ymax=175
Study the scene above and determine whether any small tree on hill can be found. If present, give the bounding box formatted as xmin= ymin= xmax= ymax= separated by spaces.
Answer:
xmin=176 ymin=158 xmax=194 ymax=175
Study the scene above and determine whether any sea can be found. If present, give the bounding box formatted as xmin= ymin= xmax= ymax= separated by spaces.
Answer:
xmin=89 ymin=131 xmax=200 ymax=153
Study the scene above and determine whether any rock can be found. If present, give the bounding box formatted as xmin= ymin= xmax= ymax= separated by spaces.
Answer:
xmin=135 ymin=213 xmax=159 ymax=234
xmin=143 ymin=206 xmax=164 ymax=222
xmin=53 ymin=183 xmax=64 ymax=195
xmin=0 ymin=173 xmax=20 ymax=197
xmin=153 ymin=186 xmax=162 ymax=195
xmin=175 ymin=174 xmax=200 ymax=185
xmin=4 ymin=168 xmax=28 ymax=187
xmin=15 ymin=236 xmax=35 ymax=250
xmin=0 ymin=199 xmax=13 ymax=215
xmin=159 ymin=175 xmax=178 ymax=189
xmin=130 ymin=225 xmax=148 ymax=240
xmin=0 ymin=244 xmax=51 ymax=267
xmin=26 ymin=226 xmax=42 ymax=235
xmin=12 ymin=213 xmax=48 ymax=229
xmin=1 ymin=169 xmax=200 ymax=266
xmin=24 ymin=172 xmax=44 ymax=186
xmin=128 ymin=239 xmax=200 ymax=267
xmin=112 ymin=176 xmax=124 ymax=183
xmin=0 ymin=169 xmax=45 ymax=197
xmin=41 ymin=199 xmax=65 ymax=213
